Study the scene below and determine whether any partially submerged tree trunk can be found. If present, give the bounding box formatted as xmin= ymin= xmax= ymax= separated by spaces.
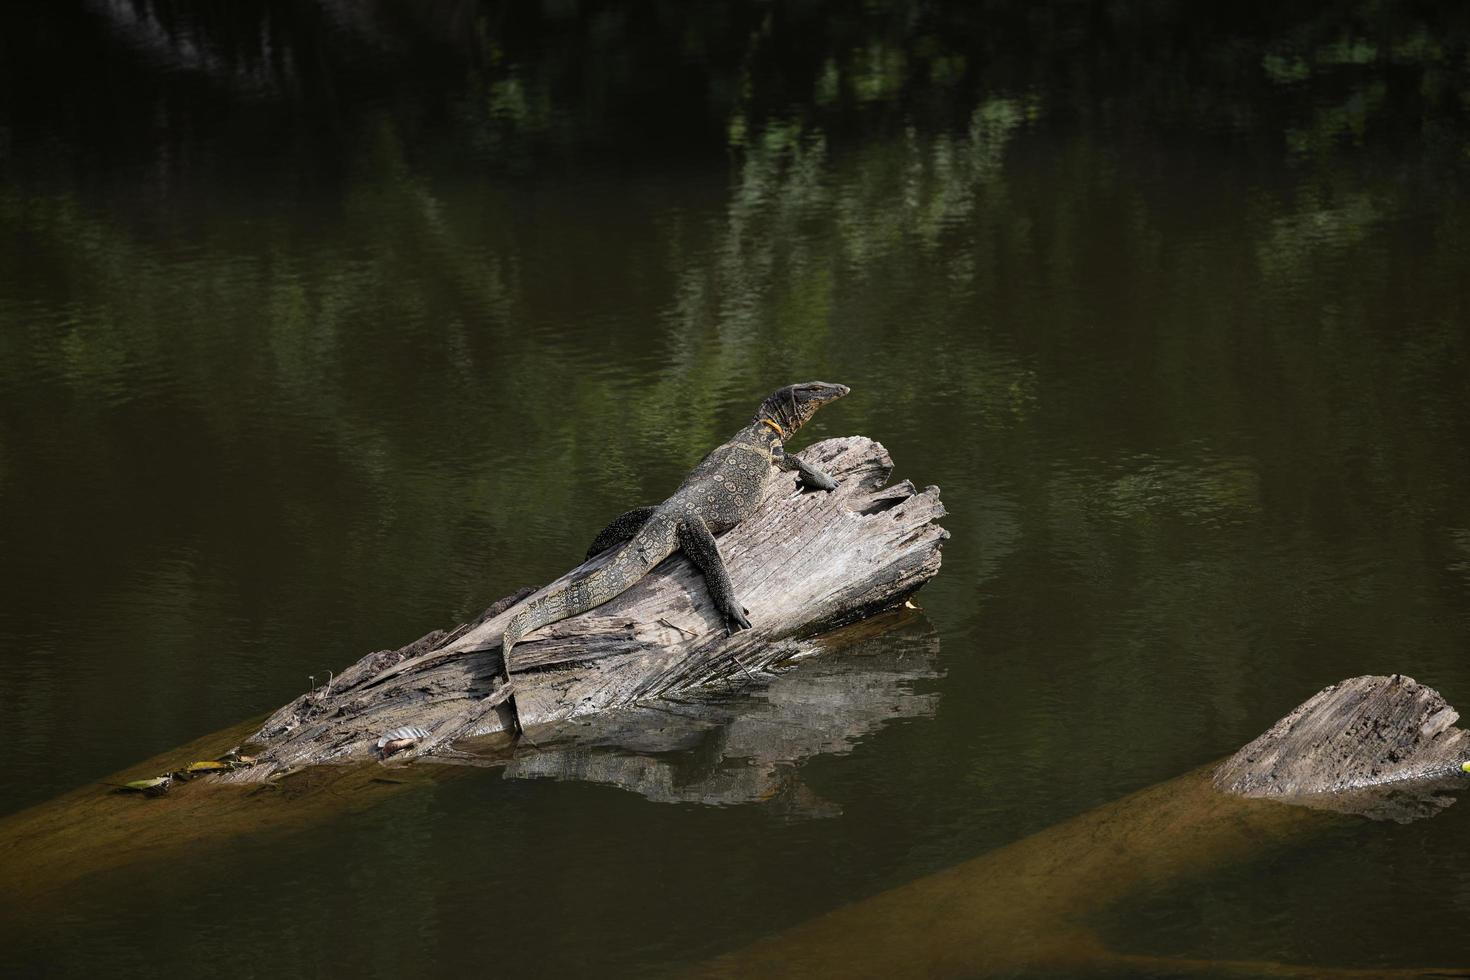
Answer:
xmin=236 ymin=436 xmax=947 ymax=777
xmin=701 ymin=674 xmax=1470 ymax=978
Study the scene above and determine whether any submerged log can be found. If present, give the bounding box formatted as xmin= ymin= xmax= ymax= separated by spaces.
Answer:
xmin=701 ymin=674 xmax=1470 ymax=978
xmin=227 ymin=436 xmax=946 ymax=775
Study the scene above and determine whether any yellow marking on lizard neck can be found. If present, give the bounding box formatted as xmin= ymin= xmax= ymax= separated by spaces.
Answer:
xmin=759 ymin=418 xmax=785 ymax=440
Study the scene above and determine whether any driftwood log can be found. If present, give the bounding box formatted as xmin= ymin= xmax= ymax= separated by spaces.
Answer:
xmin=234 ymin=436 xmax=947 ymax=778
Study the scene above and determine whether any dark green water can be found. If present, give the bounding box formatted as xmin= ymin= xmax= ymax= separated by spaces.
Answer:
xmin=2 ymin=3 xmax=1469 ymax=976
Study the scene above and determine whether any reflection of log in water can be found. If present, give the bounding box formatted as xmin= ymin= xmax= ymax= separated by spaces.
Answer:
xmin=700 ymin=675 xmax=1470 ymax=978
xmin=452 ymin=617 xmax=941 ymax=813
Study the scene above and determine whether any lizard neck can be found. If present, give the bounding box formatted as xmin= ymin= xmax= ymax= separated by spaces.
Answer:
xmin=737 ymin=421 xmax=783 ymax=453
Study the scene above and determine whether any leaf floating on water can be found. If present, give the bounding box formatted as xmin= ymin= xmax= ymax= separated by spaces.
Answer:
xmin=185 ymin=760 xmax=231 ymax=773
xmin=120 ymin=776 xmax=171 ymax=795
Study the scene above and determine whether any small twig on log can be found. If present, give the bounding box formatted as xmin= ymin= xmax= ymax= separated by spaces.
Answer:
xmin=658 ymin=617 xmax=698 ymax=636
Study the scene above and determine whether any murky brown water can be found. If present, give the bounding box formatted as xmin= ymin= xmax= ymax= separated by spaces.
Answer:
xmin=2 ymin=3 xmax=1469 ymax=975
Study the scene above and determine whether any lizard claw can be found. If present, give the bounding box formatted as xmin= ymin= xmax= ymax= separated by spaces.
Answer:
xmin=725 ymin=604 xmax=752 ymax=633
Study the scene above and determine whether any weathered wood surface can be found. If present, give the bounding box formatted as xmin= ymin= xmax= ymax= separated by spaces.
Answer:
xmin=1215 ymin=673 xmax=1470 ymax=821
xmin=234 ymin=436 xmax=947 ymax=779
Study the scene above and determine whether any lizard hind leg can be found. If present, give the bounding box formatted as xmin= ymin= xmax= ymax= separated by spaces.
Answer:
xmin=676 ymin=516 xmax=752 ymax=633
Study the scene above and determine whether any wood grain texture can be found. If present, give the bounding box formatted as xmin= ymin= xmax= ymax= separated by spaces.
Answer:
xmin=1214 ymin=673 xmax=1470 ymax=821
xmin=236 ymin=436 xmax=946 ymax=778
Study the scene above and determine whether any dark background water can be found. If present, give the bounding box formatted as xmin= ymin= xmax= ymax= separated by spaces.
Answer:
xmin=2 ymin=2 xmax=1469 ymax=975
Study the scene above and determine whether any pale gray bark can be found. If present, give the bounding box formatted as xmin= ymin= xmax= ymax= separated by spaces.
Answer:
xmin=1214 ymin=673 xmax=1470 ymax=822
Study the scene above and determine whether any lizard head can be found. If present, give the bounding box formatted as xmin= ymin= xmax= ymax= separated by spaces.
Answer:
xmin=755 ymin=382 xmax=850 ymax=438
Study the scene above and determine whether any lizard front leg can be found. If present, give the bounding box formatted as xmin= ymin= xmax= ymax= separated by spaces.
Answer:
xmin=676 ymin=516 xmax=752 ymax=633
xmin=777 ymin=451 xmax=839 ymax=491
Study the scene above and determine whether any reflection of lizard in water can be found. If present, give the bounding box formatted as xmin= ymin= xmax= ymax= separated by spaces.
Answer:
xmin=497 ymin=382 xmax=851 ymax=734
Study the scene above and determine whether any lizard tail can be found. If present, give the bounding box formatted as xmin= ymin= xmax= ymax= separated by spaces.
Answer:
xmin=498 ymin=533 xmax=676 ymax=728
